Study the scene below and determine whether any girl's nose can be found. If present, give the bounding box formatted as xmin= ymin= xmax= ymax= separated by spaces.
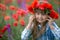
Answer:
xmin=39 ymin=14 xmax=42 ymax=18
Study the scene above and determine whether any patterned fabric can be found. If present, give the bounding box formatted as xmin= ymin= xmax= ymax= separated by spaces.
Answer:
xmin=21 ymin=22 xmax=60 ymax=40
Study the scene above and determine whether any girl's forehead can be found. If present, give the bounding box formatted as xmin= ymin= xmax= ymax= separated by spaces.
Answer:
xmin=35 ymin=9 xmax=44 ymax=14
xmin=34 ymin=8 xmax=43 ymax=13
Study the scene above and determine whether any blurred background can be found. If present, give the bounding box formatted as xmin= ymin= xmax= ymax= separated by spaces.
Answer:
xmin=0 ymin=0 xmax=60 ymax=40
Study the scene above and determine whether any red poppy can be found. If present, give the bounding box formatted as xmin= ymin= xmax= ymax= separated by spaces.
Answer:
xmin=20 ymin=9 xmax=26 ymax=17
xmin=9 ymin=5 xmax=17 ymax=11
xmin=39 ymin=4 xmax=44 ymax=10
xmin=42 ymin=3 xmax=53 ymax=10
xmin=28 ymin=5 xmax=34 ymax=14
xmin=16 ymin=9 xmax=21 ymax=16
xmin=19 ymin=19 xmax=25 ymax=26
xmin=4 ymin=16 xmax=10 ymax=21
xmin=1 ymin=26 xmax=8 ymax=34
xmin=2 ymin=5 xmax=7 ymax=11
xmin=50 ymin=10 xmax=59 ymax=19
xmin=12 ymin=14 xmax=18 ymax=21
xmin=16 ymin=9 xmax=26 ymax=17
xmin=13 ymin=21 xmax=18 ymax=26
xmin=31 ymin=0 xmax=39 ymax=8
xmin=0 ymin=4 xmax=7 ymax=11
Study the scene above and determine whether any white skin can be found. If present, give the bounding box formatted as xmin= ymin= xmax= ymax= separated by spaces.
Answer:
xmin=26 ymin=11 xmax=55 ymax=30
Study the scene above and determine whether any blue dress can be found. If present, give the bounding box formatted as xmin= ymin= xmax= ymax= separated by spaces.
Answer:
xmin=21 ymin=22 xmax=60 ymax=40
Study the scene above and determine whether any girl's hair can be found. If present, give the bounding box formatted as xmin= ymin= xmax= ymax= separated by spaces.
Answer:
xmin=32 ymin=1 xmax=49 ymax=40
xmin=32 ymin=18 xmax=47 ymax=40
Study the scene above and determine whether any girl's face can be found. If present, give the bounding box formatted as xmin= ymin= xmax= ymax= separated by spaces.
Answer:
xmin=35 ymin=11 xmax=48 ymax=23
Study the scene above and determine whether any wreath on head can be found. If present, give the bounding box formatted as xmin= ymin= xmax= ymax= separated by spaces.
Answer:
xmin=28 ymin=1 xmax=59 ymax=19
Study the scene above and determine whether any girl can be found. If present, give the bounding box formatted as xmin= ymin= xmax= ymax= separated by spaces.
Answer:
xmin=21 ymin=1 xmax=60 ymax=40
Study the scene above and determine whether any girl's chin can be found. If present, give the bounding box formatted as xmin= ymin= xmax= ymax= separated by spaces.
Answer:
xmin=37 ymin=20 xmax=46 ymax=24
xmin=37 ymin=20 xmax=42 ymax=23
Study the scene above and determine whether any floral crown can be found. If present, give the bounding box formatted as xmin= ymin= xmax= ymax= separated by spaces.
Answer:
xmin=28 ymin=1 xmax=59 ymax=19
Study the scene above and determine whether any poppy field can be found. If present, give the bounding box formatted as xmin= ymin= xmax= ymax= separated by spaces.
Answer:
xmin=0 ymin=0 xmax=60 ymax=40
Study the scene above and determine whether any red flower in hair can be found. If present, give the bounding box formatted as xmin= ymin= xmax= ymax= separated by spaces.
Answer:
xmin=27 ymin=1 xmax=59 ymax=19
xmin=39 ymin=4 xmax=44 ymax=10
xmin=32 ymin=0 xmax=39 ymax=8
xmin=50 ymin=10 xmax=59 ymax=19
xmin=28 ymin=5 xmax=34 ymax=14
xmin=28 ymin=1 xmax=53 ymax=14
xmin=42 ymin=3 xmax=53 ymax=10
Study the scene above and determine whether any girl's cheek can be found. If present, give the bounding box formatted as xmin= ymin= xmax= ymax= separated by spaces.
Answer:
xmin=43 ymin=16 xmax=47 ymax=19
xmin=36 ymin=16 xmax=38 ymax=19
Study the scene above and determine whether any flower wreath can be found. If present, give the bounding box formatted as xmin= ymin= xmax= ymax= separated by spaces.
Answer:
xmin=28 ymin=1 xmax=59 ymax=19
